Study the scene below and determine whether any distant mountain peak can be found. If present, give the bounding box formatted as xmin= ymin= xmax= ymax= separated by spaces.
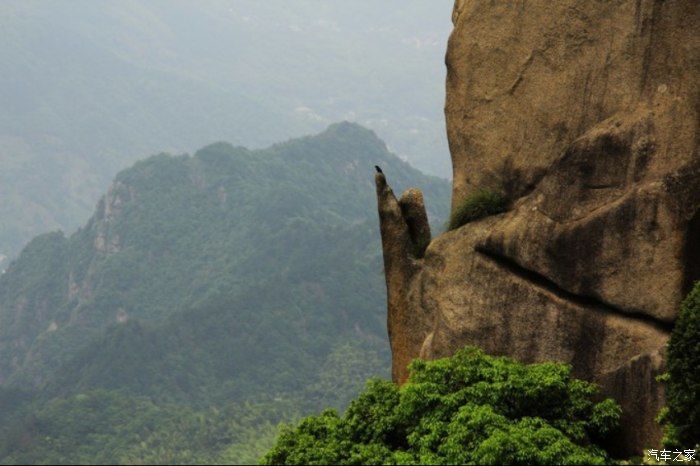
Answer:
xmin=322 ymin=121 xmax=384 ymax=144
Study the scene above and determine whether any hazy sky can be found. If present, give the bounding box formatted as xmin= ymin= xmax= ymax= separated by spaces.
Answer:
xmin=0 ymin=0 xmax=455 ymax=261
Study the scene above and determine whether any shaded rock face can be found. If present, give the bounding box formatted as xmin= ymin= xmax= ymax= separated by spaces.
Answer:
xmin=376 ymin=0 xmax=699 ymax=455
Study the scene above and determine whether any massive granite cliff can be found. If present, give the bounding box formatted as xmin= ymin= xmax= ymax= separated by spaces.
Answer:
xmin=376 ymin=0 xmax=699 ymax=455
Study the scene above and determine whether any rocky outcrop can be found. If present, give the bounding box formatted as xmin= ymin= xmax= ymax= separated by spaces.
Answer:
xmin=93 ymin=181 xmax=132 ymax=255
xmin=377 ymin=0 xmax=699 ymax=455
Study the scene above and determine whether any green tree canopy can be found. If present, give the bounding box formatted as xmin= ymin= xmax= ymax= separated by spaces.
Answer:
xmin=663 ymin=281 xmax=700 ymax=447
xmin=264 ymin=346 xmax=621 ymax=465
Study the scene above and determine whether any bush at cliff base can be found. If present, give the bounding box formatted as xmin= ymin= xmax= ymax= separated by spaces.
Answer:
xmin=262 ymin=346 xmax=620 ymax=465
xmin=662 ymin=281 xmax=700 ymax=448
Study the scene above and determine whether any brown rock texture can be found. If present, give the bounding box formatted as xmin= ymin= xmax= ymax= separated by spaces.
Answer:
xmin=376 ymin=0 xmax=699 ymax=455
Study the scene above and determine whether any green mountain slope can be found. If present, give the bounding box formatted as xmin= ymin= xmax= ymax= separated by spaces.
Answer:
xmin=0 ymin=123 xmax=449 ymax=463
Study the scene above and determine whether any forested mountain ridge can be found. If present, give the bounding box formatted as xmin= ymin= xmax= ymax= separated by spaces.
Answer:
xmin=0 ymin=122 xmax=450 ymax=463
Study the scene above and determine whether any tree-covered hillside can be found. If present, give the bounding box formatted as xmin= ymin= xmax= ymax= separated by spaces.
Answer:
xmin=0 ymin=122 xmax=450 ymax=464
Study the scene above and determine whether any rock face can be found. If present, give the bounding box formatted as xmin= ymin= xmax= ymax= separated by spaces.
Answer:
xmin=376 ymin=0 xmax=699 ymax=455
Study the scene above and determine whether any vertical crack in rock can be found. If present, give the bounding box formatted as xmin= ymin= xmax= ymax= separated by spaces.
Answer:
xmin=399 ymin=189 xmax=431 ymax=259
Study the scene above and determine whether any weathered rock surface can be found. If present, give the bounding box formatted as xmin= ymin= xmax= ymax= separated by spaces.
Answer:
xmin=377 ymin=0 xmax=699 ymax=455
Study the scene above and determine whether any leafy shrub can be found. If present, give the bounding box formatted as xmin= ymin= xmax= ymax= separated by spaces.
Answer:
xmin=447 ymin=189 xmax=507 ymax=230
xmin=263 ymin=346 xmax=620 ymax=465
xmin=662 ymin=282 xmax=700 ymax=447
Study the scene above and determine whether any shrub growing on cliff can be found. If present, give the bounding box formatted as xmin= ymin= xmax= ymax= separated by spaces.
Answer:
xmin=662 ymin=281 xmax=700 ymax=447
xmin=447 ymin=189 xmax=507 ymax=230
xmin=262 ymin=346 xmax=620 ymax=465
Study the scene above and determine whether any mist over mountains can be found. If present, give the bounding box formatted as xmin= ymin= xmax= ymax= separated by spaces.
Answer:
xmin=0 ymin=0 xmax=453 ymax=264
xmin=0 ymin=2 xmax=455 ymax=462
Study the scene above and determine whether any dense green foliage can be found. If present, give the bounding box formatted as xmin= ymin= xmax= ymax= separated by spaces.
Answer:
xmin=0 ymin=389 xmax=291 ymax=464
xmin=264 ymin=346 xmax=620 ymax=465
xmin=662 ymin=282 xmax=700 ymax=447
xmin=447 ymin=189 xmax=508 ymax=230
xmin=0 ymin=123 xmax=450 ymax=463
